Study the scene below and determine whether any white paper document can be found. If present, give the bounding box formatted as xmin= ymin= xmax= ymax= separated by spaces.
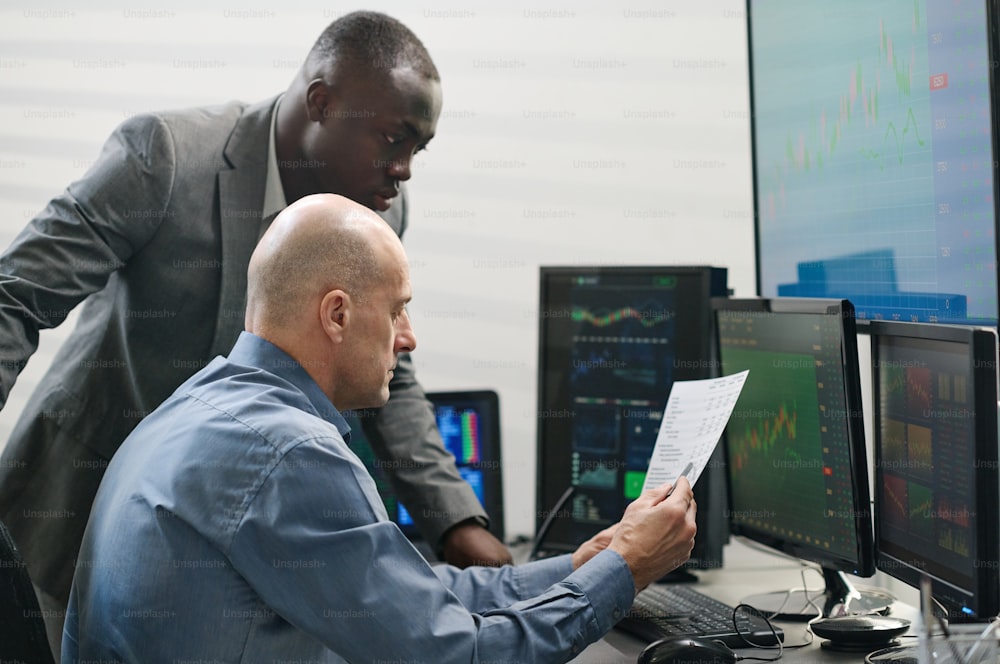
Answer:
xmin=640 ymin=370 xmax=750 ymax=493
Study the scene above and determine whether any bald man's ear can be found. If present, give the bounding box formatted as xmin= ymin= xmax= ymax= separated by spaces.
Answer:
xmin=320 ymin=289 xmax=350 ymax=342
xmin=305 ymin=79 xmax=331 ymax=123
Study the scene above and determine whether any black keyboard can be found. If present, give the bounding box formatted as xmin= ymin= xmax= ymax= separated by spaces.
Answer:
xmin=616 ymin=583 xmax=785 ymax=648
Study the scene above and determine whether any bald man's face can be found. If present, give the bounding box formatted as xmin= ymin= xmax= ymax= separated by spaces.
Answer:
xmin=299 ymin=66 xmax=441 ymax=212
xmin=338 ymin=246 xmax=416 ymax=409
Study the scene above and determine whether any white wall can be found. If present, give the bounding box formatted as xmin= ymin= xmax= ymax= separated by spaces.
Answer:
xmin=0 ymin=0 xmax=756 ymax=540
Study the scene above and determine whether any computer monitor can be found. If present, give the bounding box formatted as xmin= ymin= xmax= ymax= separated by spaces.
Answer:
xmin=747 ymin=0 xmax=1000 ymax=324
xmin=534 ymin=265 xmax=730 ymax=574
xmin=713 ymin=297 xmax=889 ymax=618
xmin=869 ymin=321 xmax=1000 ymax=622
xmin=347 ymin=389 xmax=505 ymax=545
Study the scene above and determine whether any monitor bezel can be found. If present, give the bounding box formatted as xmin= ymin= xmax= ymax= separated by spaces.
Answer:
xmin=711 ymin=296 xmax=876 ymax=578
xmin=868 ymin=320 xmax=1000 ymax=621
xmin=426 ymin=389 xmax=505 ymax=542
xmin=534 ymin=265 xmax=729 ymax=567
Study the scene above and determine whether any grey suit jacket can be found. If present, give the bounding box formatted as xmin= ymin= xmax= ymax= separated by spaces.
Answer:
xmin=0 ymin=97 xmax=485 ymax=604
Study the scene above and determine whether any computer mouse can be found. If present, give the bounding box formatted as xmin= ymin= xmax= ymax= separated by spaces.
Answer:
xmin=637 ymin=637 xmax=738 ymax=664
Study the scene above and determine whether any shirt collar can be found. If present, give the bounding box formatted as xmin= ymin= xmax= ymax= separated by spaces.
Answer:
xmin=262 ymin=95 xmax=288 ymax=220
xmin=227 ymin=331 xmax=350 ymax=439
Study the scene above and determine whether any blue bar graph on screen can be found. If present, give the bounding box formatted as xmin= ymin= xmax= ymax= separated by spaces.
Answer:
xmin=751 ymin=0 xmax=998 ymax=323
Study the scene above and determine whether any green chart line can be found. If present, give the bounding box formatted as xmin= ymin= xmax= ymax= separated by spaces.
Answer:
xmin=571 ymin=306 xmax=670 ymax=328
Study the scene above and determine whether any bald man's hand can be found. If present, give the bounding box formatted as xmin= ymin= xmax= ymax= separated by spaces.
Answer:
xmin=441 ymin=520 xmax=513 ymax=568
xmin=607 ymin=477 xmax=697 ymax=592
xmin=571 ymin=524 xmax=617 ymax=570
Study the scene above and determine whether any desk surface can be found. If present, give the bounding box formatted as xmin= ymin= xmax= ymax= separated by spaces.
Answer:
xmin=568 ymin=539 xmax=921 ymax=664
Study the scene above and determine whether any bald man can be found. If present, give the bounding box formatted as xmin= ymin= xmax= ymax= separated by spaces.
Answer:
xmin=62 ymin=194 xmax=699 ymax=663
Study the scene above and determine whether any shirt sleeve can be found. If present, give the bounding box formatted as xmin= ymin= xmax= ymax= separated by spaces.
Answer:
xmin=227 ymin=435 xmax=635 ymax=663
xmin=430 ymin=553 xmax=574 ymax=609
xmin=0 ymin=114 xmax=175 ymax=406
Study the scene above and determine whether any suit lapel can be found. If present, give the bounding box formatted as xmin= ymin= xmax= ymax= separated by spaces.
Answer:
xmin=208 ymin=96 xmax=280 ymax=358
xmin=207 ymin=95 xmax=409 ymax=359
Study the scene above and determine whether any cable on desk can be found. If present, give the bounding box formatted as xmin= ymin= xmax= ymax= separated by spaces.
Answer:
xmin=731 ymin=603 xmax=783 ymax=661
xmin=528 ymin=485 xmax=574 ymax=561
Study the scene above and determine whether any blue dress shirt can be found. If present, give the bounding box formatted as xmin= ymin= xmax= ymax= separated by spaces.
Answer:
xmin=62 ymin=332 xmax=635 ymax=662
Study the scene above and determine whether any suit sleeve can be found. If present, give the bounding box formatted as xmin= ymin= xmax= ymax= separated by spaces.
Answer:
xmin=0 ymin=115 xmax=176 ymax=406
xmin=362 ymin=186 xmax=490 ymax=547
xmin=360 ymin=352 xmax=489 ymax=547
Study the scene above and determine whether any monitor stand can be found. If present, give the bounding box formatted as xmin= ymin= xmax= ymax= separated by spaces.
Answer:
xmin=740 ymin=567 xmax=894 ymax=620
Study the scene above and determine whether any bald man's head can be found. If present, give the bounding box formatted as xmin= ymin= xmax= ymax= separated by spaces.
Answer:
xmin=246 ymin=193 xmax=415 ymax=409
xmin=246 ymin=194 xmax=400 ymax=333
